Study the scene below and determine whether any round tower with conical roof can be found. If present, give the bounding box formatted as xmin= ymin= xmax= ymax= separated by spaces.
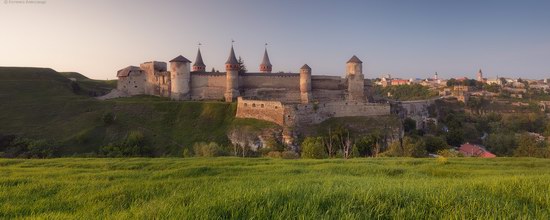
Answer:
xmin=346 ymin=55 xmax=365 ymax=101
xmin=225 ymin=46 xmax=240 ymax=102
xmin=260 ymin=48 xmax=272 ymax=73
xmin=300 ymin=64 xmax=312 ymax=104
xmin=169 ymin=55 xmax=191 ymax=100
xmin=192 ymin=48 xmax=206 ymax=72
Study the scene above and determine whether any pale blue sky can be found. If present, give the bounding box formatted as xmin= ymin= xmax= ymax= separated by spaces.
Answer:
xmin=1 ymin=0 xmax=549 ymax=79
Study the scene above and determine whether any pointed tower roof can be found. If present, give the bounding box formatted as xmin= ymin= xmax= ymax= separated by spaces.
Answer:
xmin=225 ymin=46 xmax=238 ymax=65
xmin=261 ymin=48 xmax=272 ymax=67
xmin=346 ymin=55 xmax=363 ymax=64
xmin=193 ymin=48 xmax=205 ymax=67
xmin=170 ymin=55 xmax=191 ymax=63
xmin=300 ymin=64 xmax=311 ymax=70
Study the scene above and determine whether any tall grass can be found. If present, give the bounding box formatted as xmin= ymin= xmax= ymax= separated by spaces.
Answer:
xmin=0 ymin=157 xmax=549 ymax=219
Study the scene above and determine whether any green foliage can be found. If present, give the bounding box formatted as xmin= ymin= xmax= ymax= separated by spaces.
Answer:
xmin=445 ymin=129 xmax=464 ymax=147
xmin=383 ymin=137 xmax=427 ymax=157
xmin=423 ymin=135 xmax=450 ymax=153
xmin=0 ymin=136 xmax=59 ymax=158
xmin=99 ymin=131 xmax=152 ymax=157
xmin=403 ymin=118 xmax=416 ymax=134
xmin=514 ymin=134 xmax=549 ymax=158
xmin=484 ymin=132 xmax=517 ymax=156
xmin=266 ymin=151 xmax=282 ymax=158
xmin=102 ymin=112 xmax=115 ymax=125
xmin=3 ymin=157 xmax=550 ymax=219
xmin=192 ymin=142 xmax=225 ymax=157
xmin=301 ymin=137 xmax=327 ymax=159
xmin=375 ymin=84 xmax=438 ymax=101
xmin=281 ymin=151 xmax=299 ymax=159
xmin=483 ymin=84 xmax=501 ymax=93
xmin=437 ymin=149 xmax=463 ymax=157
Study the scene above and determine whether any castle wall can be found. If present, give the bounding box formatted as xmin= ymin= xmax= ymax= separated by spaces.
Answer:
xmin=285 ymin=101 xmax=391 ymax=127
xmin=240 ymin=74 xmax=300 ymax=89
xmin=311 ymin=76 xmax=344 ymax=90
xmin=190 ymin=73 xmax=226 ymax=100
xmin=236 ymin=97 xmax=285 ymax=125
xmin=117 ymin=74 xmax=146 ymax=96
xmin=236 ymin=98 xmax=390 ymax=127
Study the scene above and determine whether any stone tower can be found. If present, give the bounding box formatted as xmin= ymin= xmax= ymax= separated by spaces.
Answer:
xmin=434 ymin=72 xmax=438 ymax=80
xmin=169 ymin=55 xmax=192 ymax=100
xmin=346 ymin=55 xmax=364 ymax=101
xmin=225 ymin=46 xmax=240 ymax=102
xmin=192 ymin=48 xmax=206 ymax=72
xmin=259 ymin=48 xmax=272 ymax=73
xmin=300 ymin=64 xmax=312 ymax=104
xmin=477 ymin=69 xmax=483 ymax=82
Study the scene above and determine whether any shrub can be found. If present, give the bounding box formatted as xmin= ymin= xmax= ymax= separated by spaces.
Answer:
xmin=383 ymin=137 xmax=427 ymax=158
xmin=192 ymin=142 xmax=225 ymax=157
xmin=301 ymin=137 xmax=327 ymax=159
xmin=182 ymin=148 xmax=192 ymax=158
xmin=437 ymin=149 xmax=463 ymax=157
xmin=103 ymin=112 xmax=115 ymax=125
xmin=423 ymin=135 xmax=450 ymax=153
xmin=266 ymin=151 xmax=282 ymax=158
xmin=281 ymin=150 xmax=299 ymax=159
xmin=99 ymin=131 xmax=152 ymax=157
xmin=436 ymin=156 xmax=449 ymax=165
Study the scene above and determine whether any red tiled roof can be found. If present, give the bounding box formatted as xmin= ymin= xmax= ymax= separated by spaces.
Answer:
xmin=459 ymin=143 xmax=496 ymax=158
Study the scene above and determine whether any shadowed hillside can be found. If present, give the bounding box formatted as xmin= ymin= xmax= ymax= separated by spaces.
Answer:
xmin=0 ymin=67 xmax=276 ymax=156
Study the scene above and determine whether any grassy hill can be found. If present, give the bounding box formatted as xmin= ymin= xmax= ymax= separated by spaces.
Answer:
xmin=0 ymin=67 xmax=276 ymax=156
xmin=59 ymin=71 xmax=90 ymax=80
xmin=1 ymin=157 xmax=549 ymax=219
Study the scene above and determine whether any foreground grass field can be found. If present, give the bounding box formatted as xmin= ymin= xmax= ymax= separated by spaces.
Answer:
xmin=1 ymin=158 xmax=549 ymax=219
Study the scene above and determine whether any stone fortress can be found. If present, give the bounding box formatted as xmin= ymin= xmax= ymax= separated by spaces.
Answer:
xmin=114 ymin=45 xmax=391 ymax=134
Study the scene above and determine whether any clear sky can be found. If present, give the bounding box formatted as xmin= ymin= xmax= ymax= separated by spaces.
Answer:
xmin=1 ymin=0 xmax=549 ymax=80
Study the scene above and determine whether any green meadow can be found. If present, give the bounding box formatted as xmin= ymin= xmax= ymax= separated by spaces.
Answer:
xmin=1 ymin=157 xmax=549 ymax=219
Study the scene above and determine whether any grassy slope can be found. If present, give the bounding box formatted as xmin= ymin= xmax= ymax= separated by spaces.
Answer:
xmin=0 ymin=157 xmax=549 ymax=219
xmin=0 ymin=67 xmax=276 ymax=156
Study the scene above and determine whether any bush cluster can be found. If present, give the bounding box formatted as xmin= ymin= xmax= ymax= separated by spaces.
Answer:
xmin=0 ymin=134 xmax=59 ymax=158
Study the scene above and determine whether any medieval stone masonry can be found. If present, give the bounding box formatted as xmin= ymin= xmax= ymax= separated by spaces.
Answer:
xmin=112 ymin=45 xmax=391 ymax=129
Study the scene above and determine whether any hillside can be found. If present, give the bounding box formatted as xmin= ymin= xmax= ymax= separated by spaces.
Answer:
xmin=59 ymin=71 xmax=89 ymax=80
xmin=0 ymin=67 xmax=276 ymax=156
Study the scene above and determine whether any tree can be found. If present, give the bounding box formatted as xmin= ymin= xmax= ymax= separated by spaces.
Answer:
xmin=446 ymin=78 xmax=458 ymax=87
xmin=514 ymin=133 xmax=548 ymax=158
xmin=322 ymin=128 xmax=336 ymax=157
xmin=301 ymin=137 xmax=327 ymax=159
xmin=423 ymin=135 xmax=449 ymax=153
xmin=484 ymin=132 xmax=517 ymax=156
xmin=340 ymin=131 xmax=353 ymax=159
xmin=383 ymin=136 xmax=427 ymax=157
xmin=238 ymin=56 xmax=247 ymax=74
xmin=445 ymin=128 xmax=464 ymax=147
xmin=403 ymin=118 xmax=416 ymax=134
xmin=103 ymin=112 xmax=115 ymax=125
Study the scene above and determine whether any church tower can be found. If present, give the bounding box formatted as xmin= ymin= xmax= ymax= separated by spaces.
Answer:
xmin=169 ymin=55 xmax=191 ymax=100
xmin=224 ymin=45 xmax=240 ymax=102
xmin=192 ymin=48 xmax=206 ymax=72
xmin=477 ymin=69 xmax=483 ymax=82
xmin=346 ymin=55 xmax=364 ymax=101
xmin=260 ymin=48 xmax=272 ymax=73
xmin=300 ymin=64 xmax=312 ymax=104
